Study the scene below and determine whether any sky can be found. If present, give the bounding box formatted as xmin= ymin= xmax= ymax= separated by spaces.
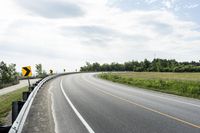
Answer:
xmin=0 ymin=0 xmax=200 ymax=73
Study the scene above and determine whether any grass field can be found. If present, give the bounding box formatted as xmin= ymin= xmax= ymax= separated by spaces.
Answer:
xmin=99 ymin=72 xmax=200 ymax=99
xmin=0 ymin=86 xmax=28 ymax=125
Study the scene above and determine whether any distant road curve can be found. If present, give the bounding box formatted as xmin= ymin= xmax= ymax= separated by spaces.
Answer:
xmin=0 ymin=79 xmax=40 ymax=95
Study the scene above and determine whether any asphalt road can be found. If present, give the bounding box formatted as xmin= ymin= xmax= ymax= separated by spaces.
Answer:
xmin=45 ymin=73 xmax=200 ymax=133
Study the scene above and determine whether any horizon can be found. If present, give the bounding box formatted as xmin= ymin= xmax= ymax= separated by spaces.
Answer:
xmin=2 ymin=58 xmax=200 ymax=74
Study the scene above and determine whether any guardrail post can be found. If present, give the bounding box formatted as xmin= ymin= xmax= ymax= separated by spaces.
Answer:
xmin=12 ymin=101 xmax=25 ymax=123
xmin=22 ymin=92 xmax=31 ymax=101
xmin=29 ymin=86 xmax=35 ymax=91
xmin=0 ymin=126 xmax=11 ymax=133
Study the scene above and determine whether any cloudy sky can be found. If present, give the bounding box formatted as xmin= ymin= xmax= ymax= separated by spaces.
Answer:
xmin=0 ymin=0 xmax=200 ymax=73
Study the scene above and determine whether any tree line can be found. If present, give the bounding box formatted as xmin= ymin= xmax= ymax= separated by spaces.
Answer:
xmin=80 ymin=59 xmax=200 ymax=72
xmin=0 ymin=61 xmax=19 ymax=89
xmin=0 ymin=61 xmax=48 ymax=89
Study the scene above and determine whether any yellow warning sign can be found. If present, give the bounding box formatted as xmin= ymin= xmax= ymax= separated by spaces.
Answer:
xmin=22 ymin=66 xmax=32 ymax=77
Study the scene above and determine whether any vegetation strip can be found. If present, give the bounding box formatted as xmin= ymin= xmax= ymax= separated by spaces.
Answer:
xmin=0 ymin=86 xmax=28 ymax=125
xmin=99 ymin=72 xmax=200 ymax=99
xmin=80 ymin=59 xmax=200 ymax=72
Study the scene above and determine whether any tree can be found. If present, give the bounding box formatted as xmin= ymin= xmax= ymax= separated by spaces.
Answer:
xmin=0 ymin=61 xmax=18 ymax=88
xmin=124 ymin=62 xmax=133 ymax=71
xmin=101 ymin=64 xmax=110 ymax=71
xmin=8 ymin=63 xmax=18 ymax=83
xmin=35 ymin=64 xmax=48 ymax=78
xmin=35 ymin=64 xmax=43 ymax=77
xmin=0 ymin=61 xmax=9 ymax=83
xmin=143 ymin=59 xmax=151 ymax=71
xmin=92 ymin=62 xmax=101 ymax=71
xmin=80 ymin=59 xmax=200 ymax=72
xmin=42 ymin=70 xmax=48 ymax=77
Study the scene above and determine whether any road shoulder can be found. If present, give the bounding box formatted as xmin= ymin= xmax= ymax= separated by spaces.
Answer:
xmin=22 ymin=81 xmax=55 ymax=133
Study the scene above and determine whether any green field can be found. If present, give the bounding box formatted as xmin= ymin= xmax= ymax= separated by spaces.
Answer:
xmin=0 ymin=86 xmax=28 ymax=125
xmin=99 ymin=72 xmax=200 ymax=99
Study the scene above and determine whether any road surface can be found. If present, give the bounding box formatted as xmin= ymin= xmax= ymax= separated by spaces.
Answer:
xmin=0 ymin=79 xmax=40 ymax=95
xmin=23 ymin=73 xmax=200 ymax=133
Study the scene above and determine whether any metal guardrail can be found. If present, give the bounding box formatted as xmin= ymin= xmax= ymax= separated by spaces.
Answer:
xmin=8 ymin=72 xmax=80 ymax=133
xmin=2 ymin=72 xmax=80 ymax=133
xmin=8 ymin=74 xmax=59 ymax=133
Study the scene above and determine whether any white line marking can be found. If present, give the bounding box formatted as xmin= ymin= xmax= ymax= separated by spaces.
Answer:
xmin=60 ymin=79 xmax=95 ymax=133
xmin=83 ymin=76 xmax=200 ymax=129
xmin=138 ymin=91 xmax=200 ymax=108
xmin=49 ymin=86 xmax=59 ymax=133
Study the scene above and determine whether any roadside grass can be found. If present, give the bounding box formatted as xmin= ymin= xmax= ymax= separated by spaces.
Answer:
xmin=99 ymin=72 xmax=200 ymax=99
xmin=0 ymin=86 xmax=28 ymax=125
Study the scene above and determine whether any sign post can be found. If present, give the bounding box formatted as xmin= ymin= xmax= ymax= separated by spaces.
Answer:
xmin=27 ymin=77 xmax=31 ymax=88
xmin=22 ymin=66 xmax=32 ymax=89
xmin=50 ymin=69 xmax=53 ymax=75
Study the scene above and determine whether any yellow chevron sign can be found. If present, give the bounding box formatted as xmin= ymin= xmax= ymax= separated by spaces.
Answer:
xmin=22 ymin=66 xmax=32 ymax=77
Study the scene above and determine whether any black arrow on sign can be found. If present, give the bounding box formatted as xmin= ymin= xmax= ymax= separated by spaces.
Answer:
xmin=23 ymin=67 xmax=31 ymax=76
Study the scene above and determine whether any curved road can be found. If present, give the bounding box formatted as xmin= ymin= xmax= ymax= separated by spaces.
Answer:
xmin=48 ymin=73 xmax=200 ymax=133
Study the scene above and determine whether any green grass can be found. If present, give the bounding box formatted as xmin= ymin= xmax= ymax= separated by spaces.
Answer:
xmin=99 ymin=72 xmax=200 ymax=99
xmin=0 ymin=86 xmax=28 ymax=125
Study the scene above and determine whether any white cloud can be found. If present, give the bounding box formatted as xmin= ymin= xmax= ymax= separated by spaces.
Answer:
xmin=15 ymin=0 xmax=85 ymax=18
xmin=162 ymin=0 xmax=176 ymax=9
xmin=186 ymin=4 xmax=199 ymax=9
xmin=0 ymin=0 xmax=200 ymax=73
xmin=145 ymin=0 xmax=159 ymax=4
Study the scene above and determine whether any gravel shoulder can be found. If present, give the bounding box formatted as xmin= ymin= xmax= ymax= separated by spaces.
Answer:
xmin=22 ymin=81 xmax=55 ymax=133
